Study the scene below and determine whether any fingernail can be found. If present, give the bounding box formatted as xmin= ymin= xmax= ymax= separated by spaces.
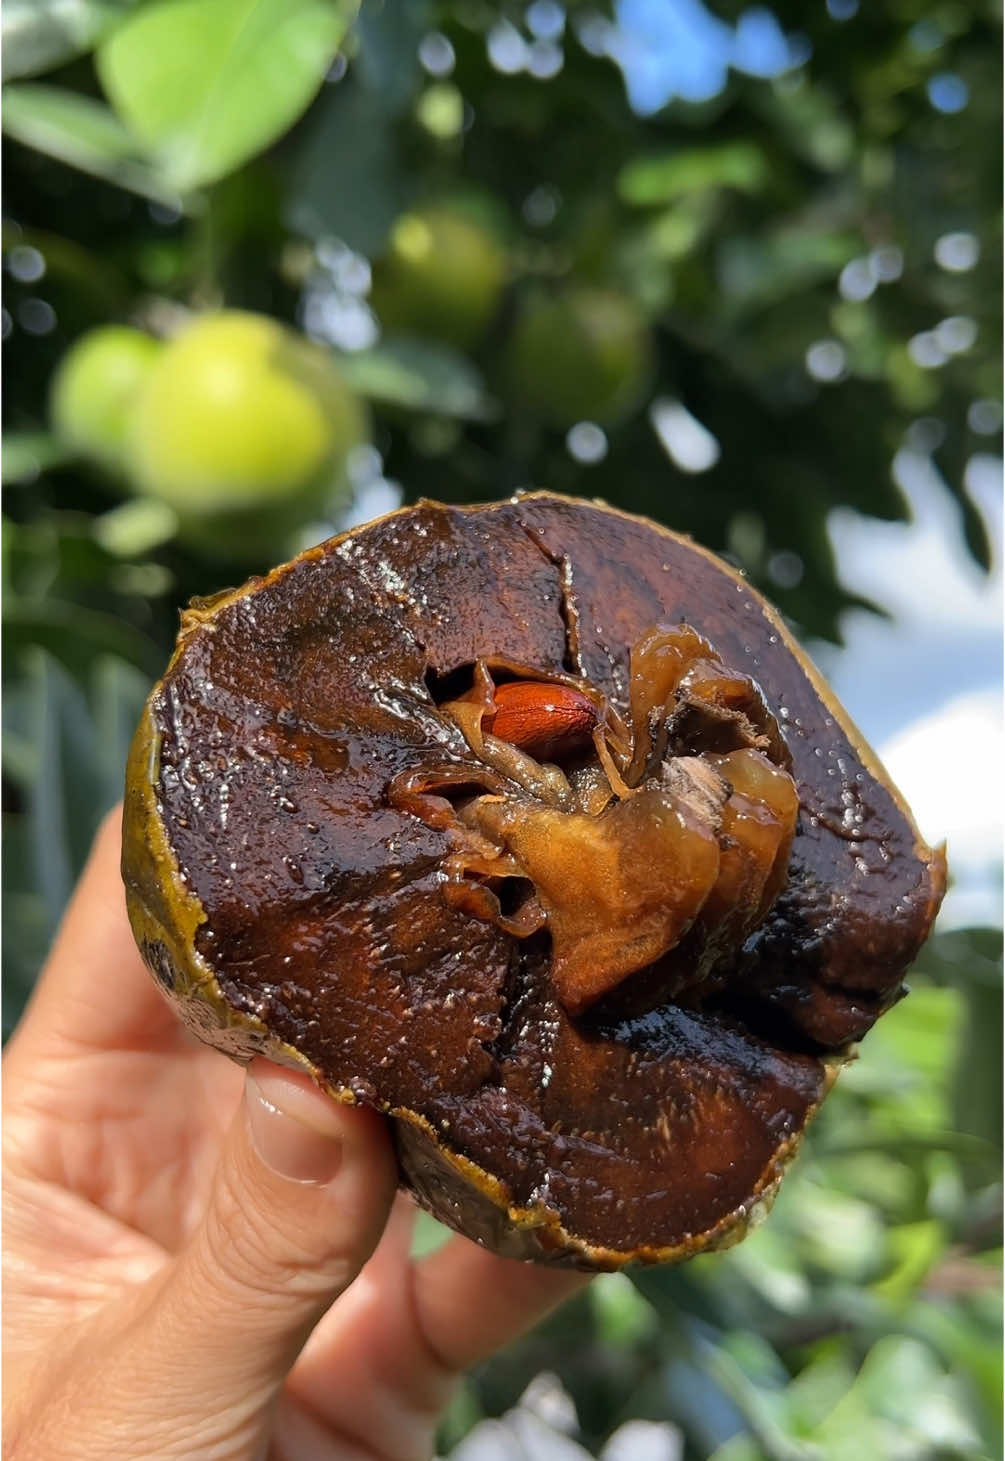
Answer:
xmin=245 ymin=1068 xmax=344 ymax=1185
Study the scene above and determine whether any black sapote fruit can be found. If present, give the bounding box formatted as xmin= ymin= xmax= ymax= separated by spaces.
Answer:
xmin=122 ymin=494 xmax=946 ymax=1268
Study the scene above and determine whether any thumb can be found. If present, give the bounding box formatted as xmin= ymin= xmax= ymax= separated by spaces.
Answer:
xmin=117 ymin=1059 xmax=398 ymax=1455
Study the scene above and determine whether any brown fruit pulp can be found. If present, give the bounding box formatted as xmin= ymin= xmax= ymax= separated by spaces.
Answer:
xmin=122 ymin=494 xmax=946 ymax=1268
xmin=414 ymin=625 xmax=800 ymax=1016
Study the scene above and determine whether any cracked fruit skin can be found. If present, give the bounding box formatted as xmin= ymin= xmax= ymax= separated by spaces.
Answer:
xmin=122 ymin=494 xmax=945 ymax=1269
xmin=50 ymin=325 xmax=162 ymax=475
xmin=127 ymin=311 xmax=366 ymax=557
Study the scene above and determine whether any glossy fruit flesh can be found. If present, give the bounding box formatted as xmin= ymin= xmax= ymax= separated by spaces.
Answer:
xmin=122 ymin=495 xmax=945 ymax=1268
xmin=425 ymin=628 xmax=799 ymax=1016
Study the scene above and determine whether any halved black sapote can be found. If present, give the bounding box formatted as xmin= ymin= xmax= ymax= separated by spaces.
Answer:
xmin=122 ymin=494 xmax=946 ymax=1269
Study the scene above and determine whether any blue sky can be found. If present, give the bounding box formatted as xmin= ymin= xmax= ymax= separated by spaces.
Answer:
xmin=817 ymin=453 xmax=1002 ymax=928
xmin=612 ymin=0 xmax=804 ymax=111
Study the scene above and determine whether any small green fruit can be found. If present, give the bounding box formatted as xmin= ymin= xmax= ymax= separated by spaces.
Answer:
xmin=501 ymin=287 xmax=653 ymax=429
xmin=128 ymin=312 xmax=367 ymax=548
xmin=50 ymin=325 xmax=162 ymax=474
xmin=370 ymin=208 xmax=507 ymax=351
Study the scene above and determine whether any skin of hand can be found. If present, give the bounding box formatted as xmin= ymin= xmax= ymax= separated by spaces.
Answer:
xmin=3 ymin=809 xmax=586 ymax=1460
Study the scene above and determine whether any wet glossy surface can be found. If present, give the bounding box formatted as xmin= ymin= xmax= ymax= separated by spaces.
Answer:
xmin=424 ymin=626 xmax=803 ymax=1016
xmin=124 ymin=495 xmax=945 ymax=1263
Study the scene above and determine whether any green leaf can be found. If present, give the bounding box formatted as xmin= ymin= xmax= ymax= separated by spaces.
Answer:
xmin=0 ymin=224 xmax=125 ymax=310
xmin=953 ymin=977 xmax=1003 ymax=1151
xmin=2 ymin=431 xmax=76 ymax=484
xmin=285 ymin=72 xmax=403 ymax=255
xmin=4 ymin=598 xmax=162 ymax=677
xmin=2 ymin=651 xmax=152 ymax=1029
xmin=96 ymin=0 xmax=357 ymax=192
xmin=8 ymin=649 xmax=100 ymax=931
xmin=93 ymin=498 xmax=179 ymax=557
xmin=88 ymin=654 xmax=152 ymax=803
xmin=619 ymin=142 xmax=770 ymax=206
xmin=354 ymin=0 xmax=429 ymax=116
xmin=871 ymin=1220 xmax=945 ymax=1304
xmin=1 ymin=0 xmax=136 ymax=82
xmin=702 ymin=1338 xmax=811 ymax=1461
xmin=2 ymin=83 xmax=177 ymax=204
xmin=338 ymin=337 xmax=497 ymax=422
xmin=912 ymin=1302 xmax=1004 ymax=1444
xmin=783 ymin=1349 xmax=858 ymax=1436
xmin=818 ymin=1336 xmax=982 ymax=1457
xmin=718 ymin=229 xmax=860 ymax=313
xmin=590 ymin=1272 xmax=658 ymax=1345
xmin=0 ymin=885 xmax=51 ymax=1037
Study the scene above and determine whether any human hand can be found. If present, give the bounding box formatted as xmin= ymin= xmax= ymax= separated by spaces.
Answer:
xmin=3 ymin=810 xmax=585 ymax=1460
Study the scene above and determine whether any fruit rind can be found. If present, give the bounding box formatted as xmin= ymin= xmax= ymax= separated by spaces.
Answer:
xmin=122 ymin=492 xmax=944 ymax=1267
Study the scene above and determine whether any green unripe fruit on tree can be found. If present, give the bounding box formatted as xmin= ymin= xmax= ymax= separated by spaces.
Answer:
xmin=370 ymin=208 xmax=507 ymax=351
xmin=127 ymin=311 xmax=367 ymax=556
xmin=501 ymin=286 xmax=653 ymax=430
xmin=50 ymin=325 xmax=162 ymax=475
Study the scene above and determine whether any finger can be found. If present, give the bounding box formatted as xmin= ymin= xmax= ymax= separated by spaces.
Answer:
xmin=412 ymin=1234 xmax=589 ymax=1371
xmin=287 ymin=1196 xmax=456 ymax=1461
xmin=76 ymin=1060 xmax=398 ymax=1457
xmin=6 ymin=806 xmax=181 ymax=1070
xmin=285 ymin=1205 xmax=587 ymax=1458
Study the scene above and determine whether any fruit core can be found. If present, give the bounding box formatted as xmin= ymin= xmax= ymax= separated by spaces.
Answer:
xmin=389 ymin=624 xmax=799 ymax=1017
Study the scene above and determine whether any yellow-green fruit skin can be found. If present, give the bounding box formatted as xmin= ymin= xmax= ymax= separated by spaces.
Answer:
xmin=50 ymin=325 xmax=162 ymax=474
xmin=370 ymin=209 xmax=507 ymax=351
xmin=128 ymin=312 xmax=367 ymax=542
xmin=502 ymin=287 xmax=653 ymax=429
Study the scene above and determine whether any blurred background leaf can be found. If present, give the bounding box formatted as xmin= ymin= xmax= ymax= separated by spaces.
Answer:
xmin=2 ymin=82 xmax=176 ymax=203
xmin=2 ymin=0 xmax=139 ymax=82
xmin=96 ymin=0 xmax=358 ymax=192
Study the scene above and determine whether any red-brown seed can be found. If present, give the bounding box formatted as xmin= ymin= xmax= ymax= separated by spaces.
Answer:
xmin=484 ymin=681 xmax=599 ymax=762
